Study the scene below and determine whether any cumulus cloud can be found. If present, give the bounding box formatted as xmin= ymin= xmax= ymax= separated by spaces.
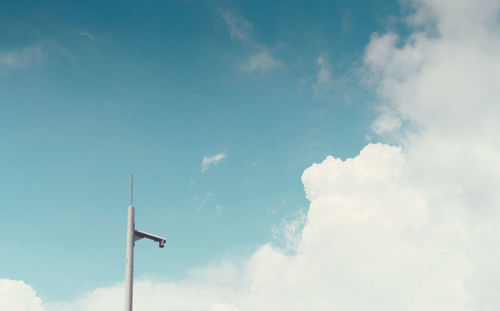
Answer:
xmin=0 ymin=279 xmax=45 ymax=311
xmin=201 ymin=153 xmax=226 ymax=172
xmin=363 ymin=0 xmax=500 ymax=308
xmin=46 ymin=278 xmax=244 ymax=311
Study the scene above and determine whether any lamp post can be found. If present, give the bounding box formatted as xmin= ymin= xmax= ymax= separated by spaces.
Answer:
xmin=125 ymin=174 xmax=166 ymax=311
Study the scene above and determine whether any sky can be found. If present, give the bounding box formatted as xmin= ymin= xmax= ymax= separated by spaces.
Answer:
xmin=1 ymin=0 xmax=500 ymax=310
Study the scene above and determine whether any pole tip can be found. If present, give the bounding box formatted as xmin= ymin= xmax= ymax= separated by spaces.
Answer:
xmin=130 ymin=173 xmax=134 ymax=206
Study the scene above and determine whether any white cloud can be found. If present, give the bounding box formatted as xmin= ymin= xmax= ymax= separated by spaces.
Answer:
xmin=210 ymin=303 xmax=240 ymax=311
xmin=241 ymin=51 xmax=280 ymax=73
xmin=0 ymin=44 xmax=44 ymax=71
xmin=46 ymin=279 xmax=243 ymax=311
xmin=201 ymin=153 xmax=226 ymax=172
xmin=0 ymin=279 xmax=45 ymax=311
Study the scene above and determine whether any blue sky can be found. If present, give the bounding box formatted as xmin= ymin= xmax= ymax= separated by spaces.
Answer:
xmin=0 ymin=0 xmax=405 ymax=301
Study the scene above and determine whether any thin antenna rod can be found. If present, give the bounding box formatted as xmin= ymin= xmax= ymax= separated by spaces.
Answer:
xmin=130 ymin=173 xmax=133 ymax=206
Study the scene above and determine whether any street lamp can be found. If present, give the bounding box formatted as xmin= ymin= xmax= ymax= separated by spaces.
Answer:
xmin=124 ymin=174 xmax=166 ymax=311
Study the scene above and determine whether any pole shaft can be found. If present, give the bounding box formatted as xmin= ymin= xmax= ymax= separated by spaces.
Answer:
xmin=124 ymin=205 xmax=135 ymax=311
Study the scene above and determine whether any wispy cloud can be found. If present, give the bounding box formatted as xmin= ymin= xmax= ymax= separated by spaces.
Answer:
xmin=272 ymin=209 xmax=306 ymax=252
xmin=219 ymin=9 xmax=280 ymax=74
xmin=77 ymin=31 xmax=95 ymax=41
xmin=312 ymin=54 xmax=334 ymax=93
xmin=0 ymin=44 xmax=44 ymax=70
xmin=371 ymin=105 xmax=402 ymax=134
xmin=201 ymin=153 xmax=226 ymax=172
xmin=196 ymin=192 xmax=214 ymax=211
xmin=241 ymin=51 xmax=280 ymax=73
xmin=215 ymin=204 xmax=224 ymax=215
xmin=219 ymin=9 xmax=252 ymax=42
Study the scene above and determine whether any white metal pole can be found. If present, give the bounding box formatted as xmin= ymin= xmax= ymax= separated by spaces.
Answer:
xmin=125 ymin=204 xmax=135 ymax=311
xmin=124 ymin=174 xmax=166 ymax=311
xmin=125 ymin=173 xmax=135 ymax=311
